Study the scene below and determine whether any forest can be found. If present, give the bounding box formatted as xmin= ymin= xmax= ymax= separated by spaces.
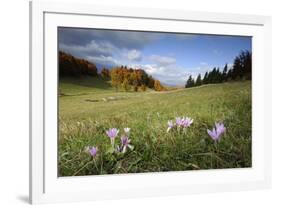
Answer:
xmin=185 ymin=50 xmax=252 ymax=88
xmin=59 ymin=51 xmax=166 ymax=91
xmin=59 ymin=50 xmax=251 ymax=91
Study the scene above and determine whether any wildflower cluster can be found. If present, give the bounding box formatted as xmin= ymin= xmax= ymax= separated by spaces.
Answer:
xmin=106 ymin=127 xmax=133 ymax=153
xmin=167 ymin=116 xmax=226 ymax=142
xmin=207 ymin=122 xmax=226 ymax=142
xmin=86 ymin=117 xmax=226 ymax=161
xmin=167 ymin=116 xmax=193 ymax=132
xmin=106 ymin=128 xmax=119 ymax=146
xmin=117 ymin=135 xmax=133 ymax=153
xmin=85 ymin=127 xmax=133 ymax=158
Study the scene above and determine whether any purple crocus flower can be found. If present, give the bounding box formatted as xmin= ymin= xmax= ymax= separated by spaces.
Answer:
xmin=175 ymin=117 xmax=182 ymax=127
xmin=120 ymin=135 xmax=132 ymax=153
xmin=215 ymin=122 xmax=226 ymax=136
xmin=106 ymin=128 xmax=119 ymax=146
xmin=87 ymin=146 xmax=98 ymax=157
xmin=167 ymin=120 xmax=174 ymax=132
xmin=181 ymin=117 xmax=193 ymax=128
xmin=106 ymin=128 xmax=119 ymax=138
xmin=121 ymin=135 xmax=130 ymax=146
xmin=175 ymin=117 xmax=193 ymax=128
xmin=207 ymin=122 xmax=226 ymax=142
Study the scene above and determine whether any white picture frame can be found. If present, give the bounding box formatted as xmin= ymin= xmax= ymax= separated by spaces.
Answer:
xmin=29 ymin=1 xmax=272 ymax=204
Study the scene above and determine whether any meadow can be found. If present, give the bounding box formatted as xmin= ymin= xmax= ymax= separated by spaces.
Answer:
xmin=59 ymin=77 xmax=252 ymax=176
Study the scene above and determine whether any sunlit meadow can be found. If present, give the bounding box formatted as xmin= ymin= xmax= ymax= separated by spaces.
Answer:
xmin=58 ymin=78 xmax=251 ymax=176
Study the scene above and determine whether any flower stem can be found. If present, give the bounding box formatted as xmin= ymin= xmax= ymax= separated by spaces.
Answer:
xmin=111 ymin=138 xmax=115 ymax=148
xmin=73 ymin=160 xmax=92 ymax=176
xmin=100 ymin=152 xmax=103 ymax=174
xmin=93 ymin=159 xmax=99 ymax=173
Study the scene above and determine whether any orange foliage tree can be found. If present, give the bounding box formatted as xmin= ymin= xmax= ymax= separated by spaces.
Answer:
xmin=109 ymin=66 xmax=165 ymax=92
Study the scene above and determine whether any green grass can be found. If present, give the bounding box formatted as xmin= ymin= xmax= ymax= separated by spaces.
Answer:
xmin=59 ymin=76 xmax=252 ymax=176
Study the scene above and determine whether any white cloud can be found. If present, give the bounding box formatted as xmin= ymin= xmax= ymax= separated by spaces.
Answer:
xmin=59 ymin=27 xmax=199 ymax=51
xmin=60 ymin=40 xmax=116 ymax=56
xmin=129 ymin=62 xmax=226 ymax=86
xmin=61 ymin=39 xmax=146 ymax=66
xmin=59 ymin=28 xmax=164 ymax=49
xmin=149 ymin=55 xmax=176 ymax=66
xmin=86 ymin=55 xmax=120 ymax=66
xmin=129 ymin=63 xmax=188 ymax=86
xmin=127 ymin=49 xmax=142 ymax=61
xmin=227 ymin=63 xmax=234 ymax=69
xmin=200 ymin=62 xmax=208 ymax=66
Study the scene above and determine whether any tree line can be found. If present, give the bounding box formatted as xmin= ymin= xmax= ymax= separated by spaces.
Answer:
xmin=108 ymin=66 xmax=166 ymax=92
xmin=185 ymin=50 xmax=252 ymax=88
xmin=59 ymin=51 xmax=98 ymax=77
xmin=99 ymin=66 xmax=166 ymax=91
xmin=59 ymin=51 xmax=166 ymax=92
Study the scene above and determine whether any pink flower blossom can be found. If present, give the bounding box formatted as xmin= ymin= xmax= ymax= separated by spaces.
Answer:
xmin=116 ymin=135 xmax=133 ymax=153
xmin=207 ymin=122 xmax=226 ymax=142
xmin=106 ymin=128 xmax=119 ymax=139
xmin=167 ymin=120 xmax=174 ymax=132
xmin=86 ymin=146 xmax=98 ymax=157
xmin=175 ymin=117 xmax=193 ymax=128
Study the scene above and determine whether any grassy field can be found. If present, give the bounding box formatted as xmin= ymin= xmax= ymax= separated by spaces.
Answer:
xmin=59 ymin=77 xmax=252 ymax=176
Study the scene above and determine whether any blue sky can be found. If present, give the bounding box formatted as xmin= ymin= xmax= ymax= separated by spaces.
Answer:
xmin=58 ymin=27 xmax=251 ymax=86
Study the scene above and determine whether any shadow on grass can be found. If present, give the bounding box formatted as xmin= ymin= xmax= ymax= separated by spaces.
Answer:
xmin=59 ymin=76 xmax=112 ymax=90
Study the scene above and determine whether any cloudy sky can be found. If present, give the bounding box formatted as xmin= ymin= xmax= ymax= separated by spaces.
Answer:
xmin=58 ymin=27 xmax=251 ymax=86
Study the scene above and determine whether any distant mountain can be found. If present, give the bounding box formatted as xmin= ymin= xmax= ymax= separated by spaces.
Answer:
xmin=161 ymin=82 xmax=184 ymax=88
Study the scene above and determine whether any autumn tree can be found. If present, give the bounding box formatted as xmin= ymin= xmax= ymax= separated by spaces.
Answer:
xmin=59 ymin=51 xmax=98 ymax=77
xmin=121 ymin=78 xmax=130 ymax=91
xmin=101 ymin=65 xmax=166 ymax=92
xmin=100 ymin=68 xmax=110 ymax=79
xmin=110 ymin=68 xmax=121 ymax=91
xmin=147 ymin=75 xmax=155 ymax=88
xmin=130 ymin=71 xmax=139 ymax=92
xmin=140 ymin=84 xmax=147 ymax=91
xmin=154 ymin=80 xmax=166 ymax=91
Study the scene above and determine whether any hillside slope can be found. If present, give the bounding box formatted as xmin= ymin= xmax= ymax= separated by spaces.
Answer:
xmin=59 ymin=76 xmax=113 ymax=95
xmin=59 ymin=81 xmax=252 ymax=176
